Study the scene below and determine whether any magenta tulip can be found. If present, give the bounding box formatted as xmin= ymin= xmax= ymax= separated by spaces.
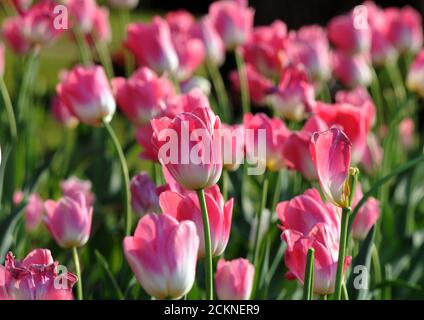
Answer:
xmin=2 ymin=17 xmax=31 ymax=55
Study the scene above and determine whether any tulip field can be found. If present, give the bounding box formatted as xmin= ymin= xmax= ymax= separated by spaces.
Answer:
xmin=1 ymin=0 xmax=424 ymax=302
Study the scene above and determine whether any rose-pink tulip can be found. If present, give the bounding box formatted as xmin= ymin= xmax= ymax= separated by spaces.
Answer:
xmin=332 ymin=51 xmax=372 ymax=88
xmin=123 ymin=214 xmax=199 ymax=299
xmin=107 ymin=0 xmax=139 ymax=10
xmin=310 ymin=127 xmax=352 ymax=208
xmin=126 ymin=17 xmax=179 ymax=74
xmin=89 ymin=6 xmax=112 ymax=44
xmin=407 ymin=50 xmax=424 ymax=97
xmin=160 ymin=184 xmax=233 ymax=257
xmin=112 ymin=67 xmax=174 ymax=125
xmin=51 ymin=96 xmax=79 ymax=129
xmin=151 ymin=107 xmax=223 ymax=190
xmin=2 ymin=17 xmax=31 ymax=55
xmin=56 ymin=65 xmax=116 ymax=126
xmin=164 ymin=88 xmax=212 ymax=117
xmin=351 ymin=184 xmax=380 ymax=241
xmin=25 ymin=193 xmax=45 ymax=232
xmin=209 ymin=0 xmax=254 ymax=49
xmin=60 ymin=176 xmax=95 ymax=207
xmin=66 ymin=0 xmax=97 ymax=34
xmin=0 ymin=249 xmax=77 ymax=300
xmin=193 ymin=16 xmax=226 ymax=66
xmin=216 ymin=258 xmax=254 ymax=300
xmin=44 ymin=194 xmax=93 ymax=248
xmin=130 ymin=172 xmax=161 ymax=217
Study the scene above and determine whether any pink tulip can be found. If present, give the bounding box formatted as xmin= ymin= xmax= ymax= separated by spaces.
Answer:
xmin=2 ymin=17 xmax=31 ymax=55
xmin=282 ymin=116 xmax=328 ymax=180
xmin=172 ymin=32 xmax=205 ymax=81
xmin=130 ymin=172 xmax=161 ymax=217
xmin=286 ymin=25 xmax=331 ymax=82
xmin=216 ymin=258 xmax=254 ymax=300
xmin=165 ymin=10 xmax=196 ymax=34
xmin=193 ymin=16 xmax=226 ymax=66
xmin=151 ymin=107 xmax=222 ymax=190
xmin=229 ymin=64 xmax=273 ymax=105
xmin=56 ymin=65 xmax=116 ymax=126
xmin=0 ymin=43 xmax=4 ymax=77
xmin=399 ymin=118 xmax=415 ymax=150
xmin=209 ymin=0 xmax=254 ymax=49
xmin=360 ymin=133 xmax=383 ymax=175
xmin=309 ymin=127 xmax=352 ymax=208
xmin=266 ymin=66 xmax=316 ymax=121
xmin=385 ymin=6 xmax=423 ymax=54
xmin=160 ymin=184 xmax=233 ymax=257
xmin=327 ymin=11 xmax=371 ymax=54
xmin=136 ymin=123 xmax=158 ymax=162
xmin=243 ymin=113 xmax=290 ymax=171
xmin=25 ymin=193 xmax=45 ymax=232
xmin=123 ymin=214 xmax=199 ymax=299
xmin=164 ymin=88 xmax=212 ymax=117
xmin=0 ymin=249 xmax=77 ymax=300
xmin=107 ymin=0 xmax=139 ymax=10
xmin=13 ymin=190 xmax=24 ymax=206
xmin=242 ymin=20 xmax=287 ymax=78
xmin=112 ymin=67 xmax=174 ymax=125
xmin=44 ymin=194 xmax=93 ymax=248
xmin=51 ymin=96 xmax=79 ymax=129
xmin=406 ymin=50 xmax=424 ymax=97
xmin=89 ymin=6 xmax=112 ymax=44
xmin=126 ymin=17 xmax=179 ymax=74
xmin=222 ymin=124 xmax=245 ymax=171
xmin=351 ymin=184 xmax=380 ymax=241
xmin=332 ymin=51 xmax=372 ymax=88
xmin=60 ymin=176 xmax=95 ymax=207
xmin=66 ymin=0 xmax=97 ymax=34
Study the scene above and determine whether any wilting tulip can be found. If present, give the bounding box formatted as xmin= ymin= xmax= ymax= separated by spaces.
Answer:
xmin=51 ymin=96 xmax=79 ymax=129
xmin=216 ymin=258 xmax=254 ymax=300
xmin=310 ymin=127 xmax=352 ymax=208
xmin=385 ymin=6 xmax=423 ymax=54
xmin=351 ymin=184 xmax=380 ymax=241
xmin=151 ymin=107 xmax=223 ymax=190
xmin=2 ymin=17 xmax=31 ymax=55
xmin=160 ymin=185 xmax=233 ymax=257
xmin=266 ymin=67 xmax=316 ymax=121
xmin=123 ymin=214 xmax=199 ymax=299
xmin=44 ymin=194 xmax=93 ymax=248
xmin=66 ymin=0 xmax=97 ymax=34
xmin=0 ymin=249 xmax=77 ymax=300
xmin=243 ymin=113 xmax=290 ymax=171
xmin=107 ymin=0 xmax=139 ymax=10
xmin=332 ymin=51 xmax=372 ymax=88
xmin=112 ymin=67 xmax=174 ymax=125
xmin=209 ymin=0 xmax=254 ymax=49
xmin=229 ymin=64 xmax=273 ymax=105
xmin=56 ymin=65 xmax=116 ymax=126
xmin=407 ymin=50 xmax=424 ymax=97
xmin=327 ymin=11 xmax=371 ymax=54
xmin=126 ymin=17 xmax=179 ymax=74
xmin=61 ymin=176 xmax=95 ymax=207
xmin=25 ymin=193 xmax=45 ymax=232
xmin=193 ymin=16 xmax=225 ymax=66
xmin=130 ymin=172 xmax=161 ymax=216
xmin=222 ymin=124 xmax=245 ymax=171
xmin=282 ymin=116 xmax=328 ymax=180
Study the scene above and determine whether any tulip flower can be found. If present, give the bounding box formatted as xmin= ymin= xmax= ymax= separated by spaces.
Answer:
xmin=136 ymin=123 xmax=158 ymax=162
xmin=61 ymin=176 xmax=95 ymax=207
xmin=309 ymin=127 xmax=352 ymax=208
xmin=112 ymin=67 xmax=174 ymax=125
xmin=165 ymin=10 xmax=196 ymax=34
xmin=171 ymin=33 xmax=205 ymax=81
xmin=164 ymin=88 xmax=211 ymax=117
xmin=193 ymin=16 xmax=226 ymax=66
xmin=407 ymin=50 xmax=424 ymax=97
xmin=159 ymin=184 xmax=233 ymax=257
xmin=243 ymin=113 xmax=290 ymax=172
xmin=44 ymin=193 xmax=93 ymax=249
xmin=151 ymin=107 xmax=222 ymax=190
xmin=107 ymin=0 xmax=139 ymax=10
xmin=90 ymin=6 xmax=112 ymax=44
xmin=25 ymin=193 xmax=45 ymax=232
xmin=56 ymin=65 xmax=116 ymax=126
xmin=66 ymin=0 xmax=97 ymax=35
xmin=130 ymin=172 xmax=161 ymax=216
xmin=123 ymin=214 xmax=199 ymax=299
xmin=222 ymin=124 xmax=245 ymax=171
xmin=351 ymin=184 xmax=380 ymax=241
xmin=399 ymin=118 xmax=415 ymax=150
xmin=0 ymin=249 xmax=77 ymax=300
xmin=126 ymin=16 xmax=179 ymax=74
xmin=209 ymin=0 xmax=254 ymax=50
xmin=51 ymin=96 xmax=79 ymax=129
xmin=2 ymin=17 xmax=31 ymax=55
xmin=332 ymin=51 xmax=372 ymax=88
xmin=216 ymin=258 xmax=254 ymax=300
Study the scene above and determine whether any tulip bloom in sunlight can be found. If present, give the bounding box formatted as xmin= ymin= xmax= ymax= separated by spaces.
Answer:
xmin=25 ymin=193 xmax=45 ymax=232
xmin=56 ymin=65 xmax=116 ymax=126
xmin=61 ymin=177 xmax=95 ymax=207
xmin=44 ymin=194 xmax=93 ymax=249
xmin=310 ymin=127 xmax=352 ymax=208
xmin=215 ymin=258 xmax=254 ymax=300
xmin=130 ymin=172 xmax=161 ymax=217
xmin=160 ymin=185 xmax=233 ymax=257
xmin=151 ymin=107 xmax=223 ymax=190
xmin=0 ymin=249 xmax=77 ymax=300
xmin=123 ymin=214 xmax=199 ymax=299
xmin=351 ymin=184 xmax=380 ymax=241
xmin=407 ymin=50 xmax=424 ymax=97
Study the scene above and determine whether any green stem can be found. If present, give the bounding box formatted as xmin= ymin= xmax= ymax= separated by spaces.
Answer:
xmin=119 ymin=9 xmax=134 ymax=77
xmin=17 ymin=49 xmax=39 ymax=119
xmin=206 ymin=60 xmax=232 ymax=122
xmin=371 ymin=243 xmax=382 ymax=299
xmin=222 ymin=170 xmax=229 ymax=201
xmin=95 ymin=40 xmax=114 ymax=79
xmin=196 ymin=189 xmax=213 ymax=300
xmin=72 ymin=247 xmax=83 ymax=300
xmin=0 ymin=76 xmax=17 ymax=140
xmin=73 ymin=29 xmax=92 ymax=65
xmin=103 ymin=120 xmax=132 ymax=236
xmin=333 ymin=207 xmax=350 ymax=300
xmin=235 ymin=48 xmax=250 ymax=114
xmin=253 ymin=170 xmax=270 ymax=264
xmin=303 ymin=248 xmax=315 ymax=300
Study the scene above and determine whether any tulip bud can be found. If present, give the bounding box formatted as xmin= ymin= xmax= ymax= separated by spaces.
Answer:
xmin=351 ymin=184 xmax=380 ymax=241
xmin=25 ymin=193 xmax=45 ymax=232
xmin=130 ymin=172 xmax=161 ymax=216
xmin=216 ymin=258 xmax=254 ymax=300
xmin=60 ymin=176 xmax=95 ymax=207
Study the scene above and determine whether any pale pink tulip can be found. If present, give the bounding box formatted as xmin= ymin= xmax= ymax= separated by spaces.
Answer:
xmin=399 ymin=118 xmax=415 ymax=150
xmin=216 ymin=258 xmax=254 ymax=300
xmin=25 ymin=193 xmax=45 ymax=232
xmin=61 ymin=176 xmax=95 ymax=207
xmin=164 ymin=88 xmax=211 ymax=117
xmin=90 ymin=6 xmax=112 ymax=44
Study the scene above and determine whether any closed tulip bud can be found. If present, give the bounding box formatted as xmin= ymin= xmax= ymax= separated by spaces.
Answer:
xmin=25 ymin=193 xmax=45 ymax=232
xmin=130 ymin=172 xmax=161 ymax=217
xmin=123 ymin=214 xmax=199 ymax=299
xmin=309 ymin=127 xmax=352 ymax=208
xmin=56 ymin=65 xmax=116 ymax=126
xmin=216 ymin=258 xmax=254 ymax=300
xmin=351 ymin=184 xmax=380 ymax=241
xmin=61 ymin=176 xmax=95 ymax=207
xmin=44 ymin=194 xmax=93 ymax=248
